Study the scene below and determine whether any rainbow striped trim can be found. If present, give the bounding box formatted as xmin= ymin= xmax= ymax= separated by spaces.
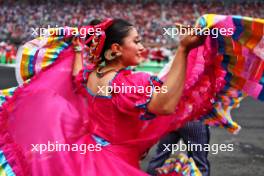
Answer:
xmin=0 ymin=150 xmax=15 ymax=176
xmin=0 ymin=87 xmax=17 ymax=107
xmin=15 ymin=28 xmax=73 ymax=84
xmin=197 ymin=14 xmax=264 ymax=100
xmin=156 ymin=153 xmax=202 ymax=176
xmin=195 ymin=14 xmax=264 ymax=133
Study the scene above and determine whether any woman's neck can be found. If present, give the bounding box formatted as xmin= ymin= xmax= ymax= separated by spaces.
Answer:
xmin=104 ymin=59 xmax=126 ymax=71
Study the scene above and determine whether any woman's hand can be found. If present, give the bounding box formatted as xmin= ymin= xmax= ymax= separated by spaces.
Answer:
xmin=72 ymin=37 xmax=83 ymax=53
xmin=72 ymin=37 xmax=82 ymax=47
xmin=179 ymin=33 xmax=205 ymax=52
xmin=174 ymin=23 xmax=206 ymax=52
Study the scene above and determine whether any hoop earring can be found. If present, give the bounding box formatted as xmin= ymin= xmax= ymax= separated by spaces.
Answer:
xmin=104 ymin=49 xmax=122 ymax=61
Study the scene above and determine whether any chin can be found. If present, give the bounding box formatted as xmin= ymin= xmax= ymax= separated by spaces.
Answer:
xmin=134 ymin=60 xmax=142 ymax=66
xmin=136 ymin=56 xmax=144 ymax=64
xmin=127 ymin=56 xmax=143 ymax=66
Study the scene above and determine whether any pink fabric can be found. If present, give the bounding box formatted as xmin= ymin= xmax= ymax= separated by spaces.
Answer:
xmin=0 ymin=46 xmax=187 ymax=175
xmin=0 ymin=38 xmax=232 ymax=176
xmin=2 ymin=14 xmax=263 ymax=175
xmin=0 ymin=37 xmax=241 ymax=176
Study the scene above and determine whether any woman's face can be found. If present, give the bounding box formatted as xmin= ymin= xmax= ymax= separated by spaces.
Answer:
xmin=119 ymin=27 xmax=145 ymax=66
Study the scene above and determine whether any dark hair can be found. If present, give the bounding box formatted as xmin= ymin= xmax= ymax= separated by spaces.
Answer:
xmin=89 ymin=19 xmax=133 ymax=62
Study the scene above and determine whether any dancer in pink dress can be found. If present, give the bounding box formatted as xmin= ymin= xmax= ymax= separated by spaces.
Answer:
xmin=71 ymin=19 xmax=204 ymax=175
xmin=0 ymin=18 xmax=204 ymax=176
xmin=1 ymin=14 xmax=263 ymax=176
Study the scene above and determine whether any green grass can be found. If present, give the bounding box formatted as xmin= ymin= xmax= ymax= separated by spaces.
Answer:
xmin=135 ymin=61 xmax=166 ymax=74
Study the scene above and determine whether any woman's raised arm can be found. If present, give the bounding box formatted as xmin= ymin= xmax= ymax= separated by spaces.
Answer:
xmin=72 ymin=37 xmax=83 ymax=76
xmin=147 ymin=34 xmax=205 ymax=115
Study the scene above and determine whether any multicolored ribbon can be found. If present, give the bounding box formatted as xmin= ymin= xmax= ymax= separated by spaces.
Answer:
xmin=0 ymin=150 xmax=16 ymax=176
xmin=0 ymin=87 xmax=17 ymax=107
xmin=196 ymin=14 xmax=264 ymax=133
xmin=14 ymin=18 xmax=113 ymax=84
xmin=15 ymin=35 xmax=71 ymax=84
xmin=197 ymin=14 xmax=264 ymax=100
xmin=156 ymin=153 xmax=202 ymax=176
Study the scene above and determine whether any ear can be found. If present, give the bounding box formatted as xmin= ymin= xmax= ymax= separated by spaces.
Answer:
xmin=110 ymin=43 xmax=123 ymax=53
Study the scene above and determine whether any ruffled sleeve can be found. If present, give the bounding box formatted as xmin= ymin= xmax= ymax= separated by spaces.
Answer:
xmin=111 ymin=70 xmax=163 ymax=120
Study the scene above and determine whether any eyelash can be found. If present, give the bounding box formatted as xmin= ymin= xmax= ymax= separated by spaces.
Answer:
xmin=135 ymin=40 xmax=141 ymax=44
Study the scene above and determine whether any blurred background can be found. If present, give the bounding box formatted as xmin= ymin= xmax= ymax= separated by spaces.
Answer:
xmin=0 ymin=0 xmax=263 ymax=72
xmin=0 ymin=0 xmax=263 ymax=175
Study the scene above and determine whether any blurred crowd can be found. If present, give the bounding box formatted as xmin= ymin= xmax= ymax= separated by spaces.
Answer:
xmin=0 ymin=0 xmax=263 ymax=64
